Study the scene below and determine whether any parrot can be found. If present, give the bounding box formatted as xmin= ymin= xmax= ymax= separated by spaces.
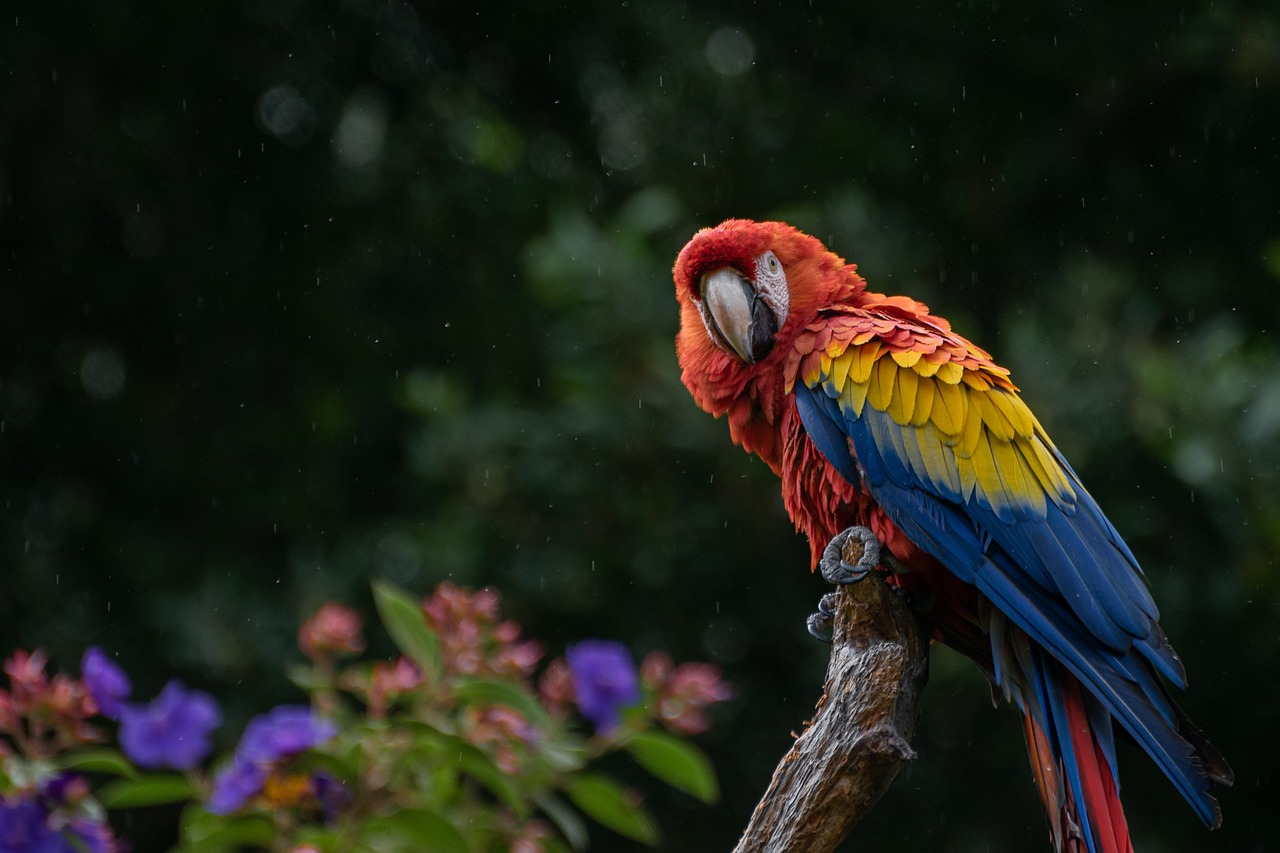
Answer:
xmin=671 ymin=219 xmax=1232 ymax=853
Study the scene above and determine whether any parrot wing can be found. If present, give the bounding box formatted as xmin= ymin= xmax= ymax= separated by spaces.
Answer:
xmin=788 ymin=306 xmax=1225 ymax=828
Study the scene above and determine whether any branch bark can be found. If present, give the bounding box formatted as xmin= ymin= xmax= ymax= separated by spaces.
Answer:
xmin=732 ymin=536 xmax=931 ymax=853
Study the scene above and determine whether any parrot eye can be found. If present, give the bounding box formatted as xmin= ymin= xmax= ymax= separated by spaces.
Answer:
xmin=766 ymin=254 xmax=779 ymax=273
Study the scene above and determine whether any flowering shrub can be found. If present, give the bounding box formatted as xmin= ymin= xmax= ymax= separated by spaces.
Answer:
xmin=0 ymin=581 xmax=732 ymax=851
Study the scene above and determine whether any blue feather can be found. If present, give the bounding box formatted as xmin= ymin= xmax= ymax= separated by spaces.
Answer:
xmin=794 ymin=384 xmax=1220 ymax=827
xmin=794 ymin=382 xmax=858 ymax=484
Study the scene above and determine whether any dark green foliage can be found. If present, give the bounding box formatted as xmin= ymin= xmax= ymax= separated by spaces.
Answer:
xmin=1 ymin=1 xmax=1273 ymax=849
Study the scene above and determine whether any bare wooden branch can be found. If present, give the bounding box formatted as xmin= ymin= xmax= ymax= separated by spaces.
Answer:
xmin=733 ymin=540 xmax=931 ymax=853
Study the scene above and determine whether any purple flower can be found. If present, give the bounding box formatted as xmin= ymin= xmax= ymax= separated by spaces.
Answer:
xmin=203 ymin=705 xmax=336 ymax=815
xmin=206 ymin=758 xmax=266 ymax=815
xmin=311 ymin=771 xmax=352 ymax=821
xmin=119 ymin=681 xmax=220 ymax=770
xmin=566 ymin=640 xmax=639 ymax=733
xmin=237 ymin=705 xmax=336 ymax=764
xmin=65 ymin=819 xmax=116 ymax=853
xmin=0 ymin=793 xmax=118 ymax=853
xmin=0 ymin=798 xmax=70 ymax=853
xmin=80 ymin=647 xmax=130 ymax=721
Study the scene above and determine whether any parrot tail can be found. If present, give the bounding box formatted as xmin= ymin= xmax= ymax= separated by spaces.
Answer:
xmin=1022 ymin=669 xmax=1133 ymax=853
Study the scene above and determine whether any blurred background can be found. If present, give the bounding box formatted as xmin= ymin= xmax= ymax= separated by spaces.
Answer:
xmin=2 ymin=2 xmax=1275 ymax=850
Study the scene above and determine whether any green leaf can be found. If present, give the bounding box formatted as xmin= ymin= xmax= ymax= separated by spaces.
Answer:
xmin=99 ymin=773 xmax=197 ymax=808
xmin=363 ymin=807 xmax=472 ymax=853
xmin=286 ymin=662 xmax=333 ymax=692
xmin=539 ymin=734 xmax=589 ymax=774
xmin=453 ymin=677 xmax=552 ymax=729
xmin=174 ymin=807 xmax=275 ymax=851
xmin=55 ymin=748 xmax=139 ymax=779
xmin=535 ymin=793 xmax=590 ymax=851
xmin=565 ymin=774 xmax=659 ymax=846
xmin=372 ymin=578 xmax=442 ymax=684
xmin=293 ymin=825 xmax=344 ymax=852
xmin=625 ymin=731 xmax=719 ymax=803
xmin=455 ymin=742 xmax=529 ymax=818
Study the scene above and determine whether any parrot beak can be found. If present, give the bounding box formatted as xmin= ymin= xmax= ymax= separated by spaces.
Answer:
xmin=700 ymin=268 xmax=778 ymax=364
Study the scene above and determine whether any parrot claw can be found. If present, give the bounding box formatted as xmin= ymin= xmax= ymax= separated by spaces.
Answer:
xmin=819 ymin=525 xmax=881 ymax=586
xmin=806 ymin=592 xmax=840 ymax=643
xmin=809 ymin=528 xmax=882 ymax=640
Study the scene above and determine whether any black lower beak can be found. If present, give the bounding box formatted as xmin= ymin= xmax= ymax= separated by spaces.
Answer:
xmin=702 ymin=269 xmax=778 ymax=364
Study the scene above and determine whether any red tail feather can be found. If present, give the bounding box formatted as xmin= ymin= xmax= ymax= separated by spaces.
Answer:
xmin=1024 ymin=677 xmax=1133 ymax=853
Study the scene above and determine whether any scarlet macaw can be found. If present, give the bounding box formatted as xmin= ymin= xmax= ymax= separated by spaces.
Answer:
xmin=672 ymin=219 xmax=1231 ymax=853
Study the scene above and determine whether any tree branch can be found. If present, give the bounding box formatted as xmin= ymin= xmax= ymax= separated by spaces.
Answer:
xmin=733 ymin=533 xmax=931 ymax=853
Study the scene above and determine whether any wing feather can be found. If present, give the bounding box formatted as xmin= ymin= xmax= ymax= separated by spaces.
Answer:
xmin=889 ymin=361 xmax=918 ymax=424
xmin=866 ymin=353 xmax=897 ymax=411
xmin=909 ymin=373 xmax=935 ymax=426
xmin=802 ymin=329 xmax=1162 ymax=655
xmin=849 ymin=340 xmax=882 ymax=383
xmin=792 ymin=376 xmax=1224 ymax=827
xmin=932 ymin=378 xmax=967 ymax=437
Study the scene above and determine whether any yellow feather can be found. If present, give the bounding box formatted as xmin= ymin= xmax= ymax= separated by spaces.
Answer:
xmin=1015 ymin=436 xmax=1055 ymax=494
xmin=915 ymin=421 xmax=961 ymax=494
xmin=935 ymin=361 xmax=964 ymax=385
xmin=886 ymin=385 xmax=909 ymax=424
xmin=976 ymin=392 xmax=1016 ymax=441
xmin=1016 ymin=438 xmax=1071 ymax=509
xmin=956 ymin=451 xmax=977 ymax=501
xmin=830 ymin=351 xmax=852 ymax=394
xmin=818 ymin=353 xmax=832 ymax=384
xmin=962 ymin=370 xmax=991 ymax=391
xmin=892 ymin=364 xmax=919 ymax=425
xmin=897 ymin=420 xmax=929 ymax=479
xmin=988 ymin=390 xmax=1035 ymax=438
xmin=991 ymin=435 xmax=1046 ymax=519
xmin=960 ymin=393 xmax=985 ymax=457
xmin=843 ymin=378 xmax=870 ymax=417
xmin=910 ymin=376 xmax=935 ymax=426
xmin=913 ymin=358 xmax=942 ymax=378
xmin=891 ymin=349 xmax=923 ymax=368
xmin=931 ymin=379 xmax=967 ymax=439
xmin=1028 ymin=431 xmax=1077 ymax=504
xmin=849 ymin=342 xmax=883 ymax=383
xmin=866 ymin=355 xmax=898 ymax=412
xmin=971 ymin=431 xmax=1008 ymax=514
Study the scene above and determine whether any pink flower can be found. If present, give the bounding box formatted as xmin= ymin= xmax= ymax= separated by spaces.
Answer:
xmin=640 ymin=651 xmax=673 ymax=689
xmin=465 ymin=705 xmax=535 ymax=774
xmin=298 ymin=603 xmax=366 ymax=661
xmin=655 ymin=662 xmax=734 ymax=736
xmin=4 ymin=650 xmax=48 ymax=710
xmin=420 ymin=583 xmax=542 ymax=680
xmin=366 ymin=657 xmax=423 ymax=717
xmin=511 ymin=819 xmax=552 ymax=853
xmin=537 ymin=657 xmax=574 ymax=717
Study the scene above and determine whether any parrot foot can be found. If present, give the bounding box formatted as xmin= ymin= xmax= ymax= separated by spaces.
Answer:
xmin=819 ymin=525 xmax=881 ymax=586
xmin=806 ymin=592 xmax=839 ymax=643
xmin=808 ymin=526 xmax=883 ymax=642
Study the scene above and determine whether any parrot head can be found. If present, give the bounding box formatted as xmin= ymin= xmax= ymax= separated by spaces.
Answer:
xmin=672 ymin=219 xmax=868 ymax=468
